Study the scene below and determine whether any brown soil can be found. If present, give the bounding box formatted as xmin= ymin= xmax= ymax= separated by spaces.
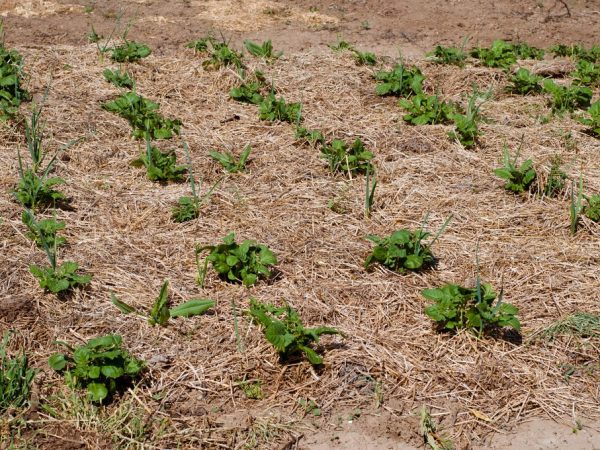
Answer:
xmin=1 ymin=1 xmax=599 ymax=449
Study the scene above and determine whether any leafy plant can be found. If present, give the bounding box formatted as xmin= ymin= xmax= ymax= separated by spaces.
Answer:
xmin=543 ymin=155 xmax=567 ymax=197
xmin=398 ymin=93 xmax=456 ymax=125
xmin=22 ymin=210 xmax=66 ymax=249
xmin=365 ymin=215 xmax=452 ymax=273
xmin=420 ymin=407 xmax=453 ymax=450
xmin=203 ymin=41 xmax=244 ymax=71
xmin=111 ymin=280 xmax=214 ymax=326
xmin=582 ymin=194 xmax=600 ymax=222
xmin=186 ymin=36 xmax=214 ymax=53
xmin=507 ymin=68 xmax=542 ymax=95
xmin=320 ymin=138 xmax=374 ymax=176
xmin=195 ymin=232 xmax=277 ymax=287
xmin=493 ymin=145 xmax=536 ymax=193
xmin=48 ymin=335 xmax=144 ymax=403
xmin=329 ymin=39 xmax=352 ymax=52
xmin=0 ymin=39 xmax=30 ymax=120
xmin=102 ymin=68 xmax=134 ymax=89
xmin=247 ymin=299 xmax=340 ymax=365
xmin=578 ymin=100 xmax=600 ymax=137
xmin=571 ymin=60 xmax=600 ymax=87
xmin=295 ymin=126 xmax=325 ymax=146
xmin=470 ymin=40 xmax=544 ymax=70
xmin=352 ymin=50 xmax=377 ymax=66
xmin=210 ymin=145 xmax=252 ymax=173
xmin=542 ymin=80 xmax=592 ymax=114
xmin=102 ymin=91 xmax=182 ymax=140
xmin=374 ymin=64 xmax=424 ymax=97
xmin=244 ymin=39 xmax=282 ymax=61
xmin=570 ymin=176 xmax=584 ymax=235
xmin=14 ymin=155 xmax=66 ymax=210
xmin=422 ymin=282 xmax=521 ymax=335
xmin=229 ymin=81 xmax=264 ymax=104
xmin=131 ymin=139 xmax=187 ymax=182
xmin=0 ymin=332 xmax=36 ymax=413
xmin=258 ymin=93 xmax=302 ymax=123
xmin=447 ymin=89 xmax=489 ymax=148
xmin=550 ymin=44 xmax=600 ymax=63
xmin=427 ymin=45 xmax=467 ymax=67
xmin=23 ymin=99 xmax=47 ymax=172
xmin=110 ymin=41 xmax=151 ymax=63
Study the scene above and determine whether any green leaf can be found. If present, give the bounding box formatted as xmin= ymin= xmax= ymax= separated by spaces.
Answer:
xmin=110 ymin=293 xmax=137 ymax=315
xmin=48 ymin=353 xmax=68 ymax=371
xmin=169 ymin=299 xmax=215 ymax=318
xmin=87 ymin=383 xmax=109 ymax=402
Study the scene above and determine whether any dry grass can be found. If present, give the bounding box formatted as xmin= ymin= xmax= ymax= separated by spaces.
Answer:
xmin=1 ymin=43 xmax=599 ymax=448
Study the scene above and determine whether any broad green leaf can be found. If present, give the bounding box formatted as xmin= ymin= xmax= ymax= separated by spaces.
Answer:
xmin=169 ymin=299 xmax=215 ymax=318
xmin=87 ymin=383 xmax=109 ymax=402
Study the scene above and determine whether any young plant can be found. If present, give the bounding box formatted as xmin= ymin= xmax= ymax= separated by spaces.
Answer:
xmin=295 ymin=126 xmax=325 ymax=146
xmin=186 ymin=36 xmax=214 ymax=53
xmin=470 ymin=40 xmax=544 ymax=70
xmin=578 ymin=100 xmax=600 ymax=137
xmin=374 ymin=64 xmax=424 ymax=97
xmin=210 ymin=145 xmax=252 ymax=173
xmin=365 ymin=215 xmax=452 ymax=273
xmin=542 ymin=80 xmax=592 ymax=114
xmin=110 ymin=41 xmax=151 ymax=63
xmin=398 ymin=93 xmax=456 ymax=125
xmin=244 ymin=39 xmax=282 ymax=61
xmin=329 ymin=39 xmax=353 ymax=52
xmin=550 ymin=44 xmax=600 ymax=63
xmin=422 ymin=282 xmax=521 ymax=336
xmin=247 ymin=299 xmax=340 ymax=365
xmin=258 ymin=93 xmax=302 ymax=123
xmin=420 ymin=407 xmax=453 ymax=450
xmin=543 ymin=155 xmax=567 ymax=197
xmin=24 ymin=100 xmax=46 ymax=173
xmin=320 ymin=138 xmax=374 ymax=176
xmin=493 ymin=145 xmax=536 ymax=194
xmin=570 ymin=176 xmax=584 ymax=235
xmin=172 ymin=142 xmax=220 ymax=223
xmin=48 ymin=335 xmax=144 ymax=403
xmin=507 ymin=68 xmax=542 ymax=95
xmin=131 ymin=139 xmax=187 ymax=183
xmin=352 ymin=50 xmax=377 ymax=66
xmin=571 ymin=60 xmax=600 ymax=87
xmin=427 ymin=45 xmax=467 ymax=67
xmin=0 ymin=38 xmax=30 ymax=120
xmin=111 ymin=280 xmax=214 ymax=326
xmin=582 ymin=194 xmax=600 ymax=222
xmin=102 ymin=91 xmax=182 ymax=140
xmin=0 ymin=332 xmax=36 ymax=413
xmin=447 ymin=89 xmax=489 ymax=148
xmin=229 ymin=81 xmax=264 ymax=104
xmin=203 ymin=40 xmax=244 ymax=71
xmin=14 ymin=151 xmax=66 ymax=210
xmin=195 ymin=232 xmax=277 ymax=287
xmin=22 ymin=210 xmax=66 ymax=249
xmin=102 ymin=68 xmax=134 ymax=89
xmin=364 ymin=165 xmax=377 ymax=219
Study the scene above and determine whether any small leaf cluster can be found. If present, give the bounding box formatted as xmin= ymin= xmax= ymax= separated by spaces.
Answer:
xmin=447 ymin=89 xmax=488 ymax=148
xmin=244 ymin=39 xmax=282 ymax=61
xmin=210 ymin=145 xmax=252 ymax=173
xmin=0 ymin=332 xmax=36 ymax=413
xmin=507 ymin=68 xmax=542 ymax=95
xmin=48 ymin=335 xmax=144 ymax=403
xmin=329 ymin=40 xmax=377 ymax=66
xmin=102 ymin=68 xmax=134 ymax=89
xmin=374 ymin=64 xmax=424 ymax=97
xmin=295 ymin=126 xmax=325 ymax=146
xmin=258 ymin=92 xmax=302 ymax=123
xmin=22 ymin=210 xmax=66 ymax=249
xmin=247 ymin=299 xmax=340 ymax=365
xmin=230 ymin=81 xmax=264 ymax=104
xmin=102 ymin=91 xmax=182 ymax=140
xmin=542 ymin=80 xmax=592 ymax=114
xmin=110 ymin=41 xmax=151 ymax=63
xmin=493 ymin=147 xmax=536 ymax=194
xmin=578 ymin=101 xmax=600 ymax=137
xmin=14 ymin=168 xmax=66 ymax=210
xmin=202 ymin=40 xmax=245 ymax=71
xmin=320 ymin=138 xmax=374 ymax=175
xmin=470 ymin=40 xmax=544 ymax=70
xmin=549 ymin=44 xmax=600 ymax=63
xmin=398 ymin=93 xmax=457 ymax=125
xmin=423 ymin=283 xmax=521 ymax=335
xmin=543 ymin=156 xmax=567 ymax=198
xmin=131 ymin=143 xmax=187 ymax=182
xmin=197 ymin=232 xmax=278 ymax=286
xmin=583 ymin=194 xmax=600 ymax=222
xmin=30 ymin=261 xmax=91 ymax=294
xmin=427 ymin=45 xmax=467 ymax=67
xmin=571 ymin=60 xmax=600 ymax=87
xmin=0 ymin=43 xmax=30 ymax=119
xmin=111 ymin=280 xmax=214 ymax=327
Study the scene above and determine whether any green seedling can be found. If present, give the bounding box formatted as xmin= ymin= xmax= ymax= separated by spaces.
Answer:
xmin=329 ymin=39 xmax=352 ymax=52
xmin=493 ymin=144 xmax=536 ymax=193
xmin=230 ymin=81 xmax=264 ymax=104
xmin=448 ymin=88 xmax=489 ymax=148
xmin=420 ymin=407 xmax=453 ymax=450
xmin=470 ymin=40 xmax=544 ymax=70
xmin=582 ymin=194 xmax=600 ymax=222
xmin=87 ymin=29 xmax=103 ymax=43
xmin=110 ymin=41 xmax=151 ymax=63
xmin=202 ymin=40 xmax=245 ymax=71
xmin=542 ymin=80 xmax=592 ymax=114
xmin=295 ymin=126 xmax=325 ymax=146
xmin=352 ymin=50 xmax=377 ymax=66
xmin=14 ymin=149 xmax=66 ymax=210
xmin=537 ymin=312 xmax=600 ymax=341
xmin=398 ymin=93 xmax=456 ymax=125
xmin=22 ymin=210 xmax=66 ymax=249
xmin=427 ymin=44 xmax=467 ymax=67
xmin=186 ymin=36 xmax=215 ymax=53
xmin=570 ymin=176 xmax=584 ymax=235
xmin=0 ymin=332 xmax=36 ymax=413
xmin=364 ymin=164 xmax=377 ymax=219
xmin=507 ymin=68 xmax=542 ymax=95
xmin=236 ymin=379 xmax=263 ymax=399
xmin=131 ymin=138 xmax=187 ymax=183
xmin=365 ymin=215 xmax=452 ymax=273
xmin=0 ymin=37 xmax=30 ymax=120
xmin=320 ymin=138 xmax=374 ymax=176
xmin=48 ymin=334 xmax=144 ymax=403
xmin=172 ymin=141 xmax=221 ymax=223
xmin=374 ymin=63 xmax=424 ymax=97
xmin=298 ymin=398 xmax=321 ymax=416
xmin=102 ymin=68 xmax=134 ymax=89
xmin=195 ymin=232 xmax=277 ymax=287
xmin=244 ymin=39 xmax=282 ymax=61
xmin=571 ymin=60 xmax=600 ymax=87
xmin=247 ymin=299 xmax=340 ymax=365
xmin=578 ymin=100 xmax=600 ymax=137
xmin=258 ymin=93 xmax=302 ymax=123
xmin=423 ymin=281 xmax=520 ymax=336
xmin=210 ymin=145 xmax=252 ymax=173
xmin=543 ymin=155 xmax=567 ymax=197
xmin=102 ymin=91 xmax=182 ymax=140
xmin=550 ymin=44 xmax=600 ymax=63
xmin=24 ymin=99 xmax=47 ymax=172
xmin=111 ymin=280 xmax=214 ymax=327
